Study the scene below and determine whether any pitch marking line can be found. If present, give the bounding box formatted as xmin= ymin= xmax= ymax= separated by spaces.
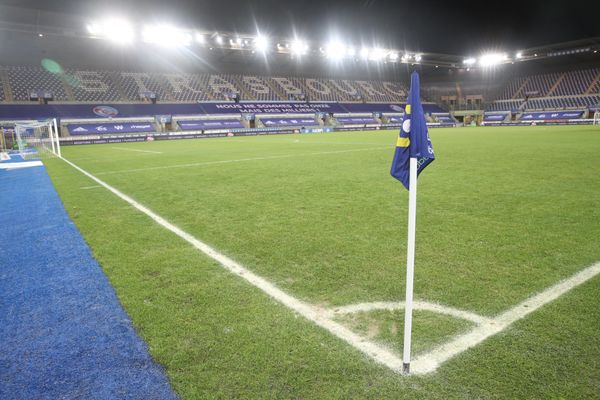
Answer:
xmin=330 ymin=301 xmax=492 ymax=325
xmin=59 ymin=156 xmax=600 ymax=376
xmin=93 ymin=146 xmax=389 ymax=176
xmin=60 ymin=156 xmax=405 ymax=373
xmin=411 ymin=260 xmax=600 ymax=374
xmin=110 ymin=147 xmax=163 ymax=154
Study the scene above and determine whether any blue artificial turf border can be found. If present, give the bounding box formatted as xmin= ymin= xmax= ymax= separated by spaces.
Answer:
xmin=0 ymin=160 xmax=178 ymax=400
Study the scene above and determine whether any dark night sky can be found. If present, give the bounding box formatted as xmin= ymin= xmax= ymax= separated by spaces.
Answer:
xmin=3 ymin=0 xmax=600 ymax=55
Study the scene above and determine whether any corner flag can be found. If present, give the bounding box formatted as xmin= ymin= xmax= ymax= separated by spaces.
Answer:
xmin=390 ymin=71 xmax=435 ymax=375
xmin=390 ymin=71 xmax=435 ymax=189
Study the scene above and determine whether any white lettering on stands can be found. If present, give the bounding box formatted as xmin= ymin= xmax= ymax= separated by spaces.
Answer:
xmin=121 ymin=73 xmax=151 ymax=93
xmin=164 ymin=74 xmax=203 ymax=94
xmin=73 ymin=71 xmax=110 ymax=93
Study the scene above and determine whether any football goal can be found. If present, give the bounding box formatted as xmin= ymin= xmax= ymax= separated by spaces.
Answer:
xmin=11 ymin=119 xmax=61 ymax=159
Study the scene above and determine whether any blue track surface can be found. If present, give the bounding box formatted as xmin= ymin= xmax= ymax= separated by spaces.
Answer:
xmin=0 ymin=161 xmax=178 ymax=400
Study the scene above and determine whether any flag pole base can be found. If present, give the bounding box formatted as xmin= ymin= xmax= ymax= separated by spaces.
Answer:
xmin=402 ymin=363 xmax=410 ymax=375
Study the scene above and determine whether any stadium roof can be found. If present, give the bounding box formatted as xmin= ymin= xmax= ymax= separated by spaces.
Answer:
xmin=4 ymin=0 xmax=600 ymax=54
xmin=0 ymin=2 xmax=598 ymax=74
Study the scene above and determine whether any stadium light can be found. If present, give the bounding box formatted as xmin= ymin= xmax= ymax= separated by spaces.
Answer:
xmin=346 ymin=46 xmax=356 ymax=57
xmin=479 ymin=53 xmax=508 ymax=66
xmin=87 ymin=18 xmax=134 ymax=44
xmin=254 ymin=35 xmax=269 ymax=52
xmin=388 ymin=52 xmax=399 ymax=61
xmin=215 ymin=34 xmax=224 ymax=45
xmin=291 ymin=39 xmax=309 ymax=55
xmin=325 ymin=41 xmax=347 ymax=60
xmin=359 ymin=47 xmax=370 ymax=60
xmin=401 ymin=53 xmax=411 ymax=62
xmin=516 ymin=51 xmax=523 ymax=59
xmin=414 ymin=54 xmax=422 ymax=62
xmin=142 ymin=25 xmax=192 ymax=47
xmin=463 ymin=57 xmax=477 ymax=65
xmin=195 ymin=33 xmax=206 ymax=44
xmin=369 ymin=48 xmax=386 ymax=61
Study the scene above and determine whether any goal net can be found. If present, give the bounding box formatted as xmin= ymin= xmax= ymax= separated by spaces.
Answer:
xmin=13 ymin=119 xmax=61 ymax=160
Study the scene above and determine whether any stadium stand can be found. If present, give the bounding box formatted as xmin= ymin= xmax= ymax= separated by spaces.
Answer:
xmin=239 ymin=75 xmax=280 ymax=101
xmin=64 ymin=69 xmax=122 ymax=102
xmin=0 ymin=65 xmax=410 ymax=103
xmin=0 ymin=70 xmax=5 ymax=102
xmin=165 ymin=73 xmax=212 ymax=102
xmin=5 ymin=66 xmax=68 ymax=101
xmin=487 ymin=67 xmax=600 ymax=112
xmin=487 ymin=99 xmax=524 ymax=111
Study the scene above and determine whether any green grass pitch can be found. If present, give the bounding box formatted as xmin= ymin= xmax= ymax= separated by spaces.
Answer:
xmin=44 ymin=125 xmax=600 ymax=398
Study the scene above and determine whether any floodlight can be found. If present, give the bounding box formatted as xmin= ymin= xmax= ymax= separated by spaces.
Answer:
xmin=360 ymin=47 xmax=370 ymax=59
xmin=463 ymin=57 xmax=476 ymax=65
xmin=142 ymin=25 xmax=192 ymax=46
xmin=87 ymin=18 xmax=134 ymax=44
xmin=346 ymin=46 xmax=356 ymax=57
xmin=388 ymin=52 xmax=399 ymax=61
xmin=195 ymin=33 xmax=206 ymax=44
xmin=291 ymin=40 xmax=308 ymax=55
xmin=414 ymin=54 xmax=422 ymax=62
xmin=401 ymin=53 xmax=411 ymax=62
xmin=325 ymin=41 xmax=346 ymax=60
xmin=478 ymin=53 xmax=508 ymax=66
xmin=516 ymin=51 xmax=523 ymax=59
xmin=369 ymin=48 xmax=386 ymax=61
xmin=215 ymin=35 xmax=223 ymax=45
xmin=254 ymin=35 xmax=269 ymax=52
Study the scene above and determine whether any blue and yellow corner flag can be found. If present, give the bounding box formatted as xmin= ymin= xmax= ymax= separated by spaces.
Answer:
xmin=390 ymin=71 xmax=435 ymax=190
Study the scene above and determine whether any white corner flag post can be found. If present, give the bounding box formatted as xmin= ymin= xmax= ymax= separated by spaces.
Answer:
xmin=402 ymin=156 xmax=418 ymax=374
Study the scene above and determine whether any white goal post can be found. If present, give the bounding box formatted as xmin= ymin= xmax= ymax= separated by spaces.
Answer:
xmin=9 ymin=118 xmax=61 ymax=159
xmin=594 ymin=111 xmax=600 ymax=126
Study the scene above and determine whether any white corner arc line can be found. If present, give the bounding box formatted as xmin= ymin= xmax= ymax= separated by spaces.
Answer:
xmin=59 ymin=156 xmax=405 ymax=373
xmin=331 ymin=301 xmax=491 ymax=325
xmin=411 ymin=261 xmax=600 ymax=375
xmin=109 ymin=147 xmax=163 ymax=154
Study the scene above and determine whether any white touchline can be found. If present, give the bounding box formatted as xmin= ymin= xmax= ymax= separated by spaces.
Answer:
xmin=94 ymin=146 xmax=390 ymax=176
xmin=411 ymin=260 xmax=600 ymax=375
xmin=59 ymin=155 xmax=600 ymax=376
xmin=109 ymin=147 xmax=163 ymax=154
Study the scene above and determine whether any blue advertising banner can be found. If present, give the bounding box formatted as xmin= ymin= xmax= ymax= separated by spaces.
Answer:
xmin=435 ymin=115 xmax=454 ymax=122
xmin=337 ymin=117 xmax=377 ymax=124
xmin=200 ymin=102 xmax=347 ymax=114
xmin=67 ymin=122 xmax=156 ymax=135
xmin=521 ymin=111 xmax=583 ymax=121
xmin=483 ymin=113 xmax=509 ymax=121
xmin=177 ymin=120 xmax=244 ymax=130
xmin=261 ymin=118 xmax=318 ymax=127
xmin=0 ymin=104 xmax=204 ymax=120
